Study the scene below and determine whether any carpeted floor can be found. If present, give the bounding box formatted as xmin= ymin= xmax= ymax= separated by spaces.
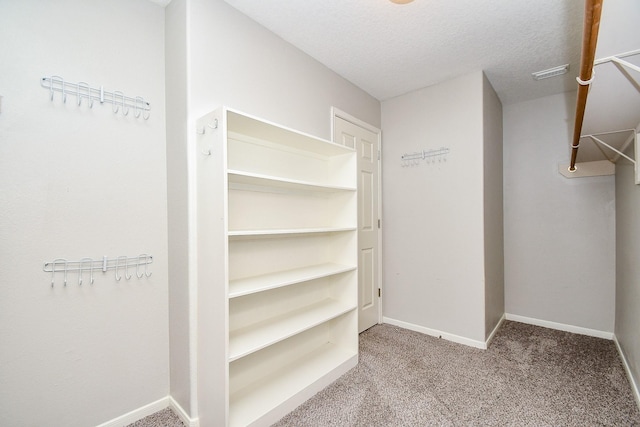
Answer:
xmin=127 ymin=408 xmax=184 ymax=427
xmin=133 ymin=321 xmax=640 ymax=426
xmin=274 ymin=321 xmax=640 ymax=426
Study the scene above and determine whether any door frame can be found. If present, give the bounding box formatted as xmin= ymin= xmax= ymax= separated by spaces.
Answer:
xmin=330 ymin=107 xmax=383 ymax=328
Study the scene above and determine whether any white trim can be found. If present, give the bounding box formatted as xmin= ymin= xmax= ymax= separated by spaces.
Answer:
xmin=169 ymin=396 xmax=200 ymax=427
xmin=185 ymin=0 xmax=199 ymax=418
xmin=331 ymin=107 xmax=384 ymax=329
xmin=613 ymin=336 xmax=640 ymax=410
xmin=330 ymin=107 xmax=381 ymax=135
xmin=95 ymin=396 xmax=200 ymax=427
xmin=382 ymin=317 xmax=488 ymax=349
xmin=505 ymin=313 xmax=614 ymax=340
xmin=485 ymin=314 xmax=506 ymax=348
xmin=95 ymin=397 xmax=171 ymax=427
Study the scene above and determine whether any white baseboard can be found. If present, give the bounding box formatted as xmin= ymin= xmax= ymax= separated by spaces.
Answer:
xmin=613 ymin=336 xmax=640 ymax=410
xmin=95 ymin=397 xmax=171 ymax=427
xmin=95 ymin=396 xmax=199 ymax=427
xmin=505 ymin=313 xmax=614 ymax=340
xmin=486 ymin=314 xmax=506 ymax=348
xmin=382 ymin=317 xmax=488 ymax=349
xmin=169 ymin=396 xmax=200 ymax=427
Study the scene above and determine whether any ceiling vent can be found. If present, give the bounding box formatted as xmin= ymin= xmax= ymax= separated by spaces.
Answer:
xmin=532 ymin=64 xmax=570 ymax=80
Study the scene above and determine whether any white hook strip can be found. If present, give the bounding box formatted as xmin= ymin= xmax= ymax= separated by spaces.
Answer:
xmin=41 ymin=76 xmax=151 ymax=119
xmin=44 ymin=254 xmax=153 ymax=285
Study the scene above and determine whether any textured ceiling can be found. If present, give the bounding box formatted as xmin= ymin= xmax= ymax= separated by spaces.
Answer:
xmin=223 ymin=0 xmax=584 ymax=104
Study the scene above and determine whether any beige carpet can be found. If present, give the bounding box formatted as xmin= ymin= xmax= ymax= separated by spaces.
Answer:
xmin=275 ymin=321 xmax=640 ymax=426
xmin=133 ymin=321 xmax=640 ymax=426
xmin=127 ymin=408 xmax=184 ymax=427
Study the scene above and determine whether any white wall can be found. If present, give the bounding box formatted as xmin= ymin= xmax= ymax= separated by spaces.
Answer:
xmin=381 ymin=72 xmax=487 ymax=343
xmin=165 ymin=0 xmax=193 ymax=416
xmin=0 ymin=1 xmax=168 ymax=426
xmin=165 ymin=0 xmax=381 ymax=423
xmin=615 ymin=156 xmax=640 ymax=400
xmin=188 ymin=0 xmax=381 ymax=137
xmin=483 ymin=73 xmax=505 ymax=338
xmin=503 ymin=91 xmax=615 ymax=333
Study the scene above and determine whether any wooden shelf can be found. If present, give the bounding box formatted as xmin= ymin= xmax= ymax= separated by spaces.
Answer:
xmin=229 ymin=263 xmax=356 ymax=298
xmin=228 ymin=169 xmax=356 ymax=193
xmin=229 ymin=299 xmax=356 ymax=362
xmin=229 ymin=342 xmax=357 ymax=427
xmin=228 ymin=226 xmax=356 ymax=238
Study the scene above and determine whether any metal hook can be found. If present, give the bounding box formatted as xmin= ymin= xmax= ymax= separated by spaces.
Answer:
xmin=124 ymin=257 xmax=132 ymax=280
xmin=61 ymin=260 xmax=68 ymax=286
xmin=122 ymin=93 xmax=129 ymax=116
xmin=136 ymin=254 xmax=152 ymax=278
xmin=142 ymin=105 xmax=150 ymax=120
xmin=50 ymin=85 xmax=53 ymax=101
xmin=45 ymin=77 xmax=54 ymax=101
xmin=83 ymin=82 xmax=94 ymax=108
xmin=134 ymin=96 xmax=144 ymax=118
xmin=49 ymin=76 xmax=64 ymax=102
xmin=89 ymin=259 xmax=95 ymax=284
xmin=78 ymin=258 xmax=93 ymax=285
xmin=112 ymin=91 xmax=123 ymax=114
xmin=60 ymin=78 xmax=66 ymax=103
xmin=49 ymin=258 xmax=67 ymax=287
xmin=136 ymin=254 xmax=144 ymax=278
xmin=115 ymin=256 xmax=127 ymax=281
xmin=77 ymin=81 xmax=92 ymax=107
xmin=145 ymin=258 xmax=152 ymax=277
xmin=208 ymin=118 xmax=218 ymax=130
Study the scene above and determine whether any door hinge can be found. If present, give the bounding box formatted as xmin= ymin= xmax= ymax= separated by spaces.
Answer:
xmin=378 ymin=150 xmax=381 ymax=160
xmin=378 ymin=219 xmax=381 ymax=229
xmin=378 ymin=288 xmax=381 ymax=297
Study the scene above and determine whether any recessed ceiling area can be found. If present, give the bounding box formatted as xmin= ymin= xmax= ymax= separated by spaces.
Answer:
xmin=222 ymin=0 xmax=584 ymax=104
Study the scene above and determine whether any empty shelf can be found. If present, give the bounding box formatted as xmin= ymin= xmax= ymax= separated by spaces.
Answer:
xmin=229 ymin=342 xmax=357 ymax=427
xmin=228 ymin=170 xmax=356 ymax=193
xmin=229 ymin=263 xmax=356 ymax=298
xmin=229 ymin=299 xmax=355 ymax=362
xmin=228 ymin=226 xmax=356 ymax=238
xmin=227 ymin=110 xmax=355 ymax=157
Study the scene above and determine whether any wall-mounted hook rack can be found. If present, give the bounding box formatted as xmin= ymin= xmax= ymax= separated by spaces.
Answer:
xmin=401 ymin=147 xmax=450 ymax=167
xmin=43 ymin=254 xmax=153 ymax=287
xmin=41 ymin=75 xmax=151 ymax=120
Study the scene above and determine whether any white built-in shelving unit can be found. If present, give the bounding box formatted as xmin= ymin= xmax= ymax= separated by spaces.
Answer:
xmin=196 ymin=107 xmax=358 ymax=427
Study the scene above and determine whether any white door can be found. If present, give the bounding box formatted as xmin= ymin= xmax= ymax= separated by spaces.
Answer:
xmin=333 ymin=113 xmax=381 ymax=332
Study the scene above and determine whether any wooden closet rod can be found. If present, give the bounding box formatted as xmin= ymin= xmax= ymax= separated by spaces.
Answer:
xmin=570 ymin=0 xmax=604 ymax=171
